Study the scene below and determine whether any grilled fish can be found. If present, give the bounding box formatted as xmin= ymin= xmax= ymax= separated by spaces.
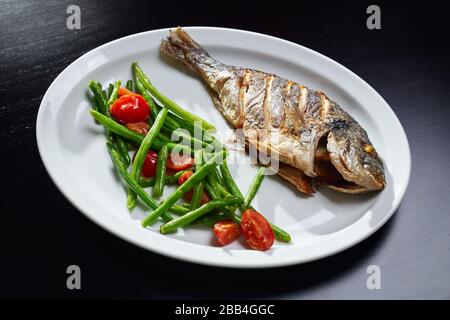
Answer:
xmin=161 ymin=28 xmax=386 ymax=194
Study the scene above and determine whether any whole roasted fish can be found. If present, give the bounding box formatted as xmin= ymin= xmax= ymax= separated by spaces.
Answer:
xmin=161 ymin=28 xmax=386 ymax=194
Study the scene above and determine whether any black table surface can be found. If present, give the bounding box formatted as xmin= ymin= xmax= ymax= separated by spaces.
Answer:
xmin=1 ymin=0 xmax=449 ymax=299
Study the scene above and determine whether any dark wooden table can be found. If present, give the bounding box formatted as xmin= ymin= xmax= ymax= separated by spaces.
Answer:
xmin=1 ymin=0 xmax=449 ymax=299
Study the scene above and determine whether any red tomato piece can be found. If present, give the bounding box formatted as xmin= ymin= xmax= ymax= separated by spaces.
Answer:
xmin=240 ymin=208 xmax=274 ymax=251
xmin=118 ymin=87 xmax=138 ymax=97
xmin=167 ymin=152 xmax=194 ymax=171
xmin=126 ymin=122 xmax=149 ymax=135
xmin=110 ymin=95 xmax=149 ymax=124
xmin=134 ymin=150 xmax=158 ymax=178
xmin=177 ymin=170 xmax=193 ymax=185
xmin=213 ymin=220 xmax=241 ymax=246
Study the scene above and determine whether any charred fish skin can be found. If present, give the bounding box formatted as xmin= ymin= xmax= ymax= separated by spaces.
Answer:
xmin=161 ymin=27 xmax=386 ymax=193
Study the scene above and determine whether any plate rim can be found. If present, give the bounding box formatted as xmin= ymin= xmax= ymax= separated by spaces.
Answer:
xmin=36 ymin=26 xmax=411 ymax=268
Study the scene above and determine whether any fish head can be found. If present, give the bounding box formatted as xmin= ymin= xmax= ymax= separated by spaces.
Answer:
xmin=325 ymin=119 xmax=386 ymax=192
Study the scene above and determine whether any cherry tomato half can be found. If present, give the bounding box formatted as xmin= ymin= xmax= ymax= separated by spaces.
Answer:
xmin=213 ymin=220 xmax=241 ymax=246
xmin=177 ymin=170 xmax=193 ymax=185
xmin=240 ymin=208 xmax=274 ymax=251
xmin=134 ymin=150 xmax=158 ymax=178
xmin=126 ymin=122 xmax=149 ymax=135
xmin=167 ymin=152 xmax=194 ymax=171
xmin=177 ymin=171 xmax=210 ymax=204
xmin=110 ymin=94 xmax=149 ymax=124
xmin=118 ymin=87 xmax=138 ymax=97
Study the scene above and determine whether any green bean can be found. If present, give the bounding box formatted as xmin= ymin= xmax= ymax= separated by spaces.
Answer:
xmin=169 ymin=205 xmax=190 ymax=215
xmin=193 ymin=211 xmax=235 ymax=226
xmin=206 ymin=174 xmax=221 ymax=198
xmin=91 ymin=109 xmax=141 ymax=141
xmin=91 ymin=97 xmax=99 ymax=120
xmin=138 ymin=170 xmax=185 ymax=188
xmin=153 ymin=145 xmax=168 ymax=198
xmin=219 ymin=161 xmax=291 ymax=243
xmin=217 ymin=183 xmax=232 ymax=198
xmin=90 ymin=81 xmax=131 ymax=165
xmin=176 ymin=117 xmax=216 ymax=143
xmin=134 ymin=75 xmax=158 ymax=120
xmin=107 ymin=80 xmax=121 ymax=105
xmin=142 ymin=151 xmax=227 ymax=227
xmin=157 ymin=132 xmax=171 ymax=144
xmin=203 ymin=151 xmax=224 ymax=195
xmin=106 ymin=141 xmax=174 ymax=222
xmin=126 ymin=80 xmax=133 ymax=91
xmin=190 ymin=149 xmax=205 ymax=210
xmin=106 ymin=81 xmax=131 ymax=167
xmin=203 ymin=151 xmax=225 ymax=183
xmin=133 ymin=63 xmax=215 ymax=131
xmin=89 ymin=110 xmax=193 ymax=155
xmin=170 ymin=128 xmax=209 ymax=149
xmin=160 ymin=197 xmax=242 ymax=234
xmin=128 ymin=108 xmax=168 ymax=210
xmin=205 ymin=176 xmax=237 ymax=218
xmin=107 ymin=84 xmax=114 ymax=99
xmin=244 ymin=167 xmax=265 ymax=209
xmin=89 ymin=81 xmax=111 ymax=131
xmin=114 ymin=130 xmax=131 ymax=167
xmin=162 ymin=128 xmax=207 ymax=151
xmin=213 ymin=167 xmax=225 ymax=188
xmin=220 ymin=161 xmax=243 ymax=199
xmin=134 ymin=76 xmax=182 ymax=131
xmin=204 ymin=181 xmax=220 ymax=200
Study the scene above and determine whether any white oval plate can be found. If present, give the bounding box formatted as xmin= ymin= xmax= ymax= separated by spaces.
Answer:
xmin=36 ymin=27 xmax=410 ymax=268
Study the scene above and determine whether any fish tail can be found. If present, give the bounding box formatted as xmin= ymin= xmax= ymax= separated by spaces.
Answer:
xmin=160 ymin=27 xmax=208 ymax=74
xmin=161 ymin=27 xmax=234 ymax=93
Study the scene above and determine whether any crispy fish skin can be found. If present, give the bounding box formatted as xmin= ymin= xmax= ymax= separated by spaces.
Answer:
xmin=161 ymin=27 xmax=386 ymax=193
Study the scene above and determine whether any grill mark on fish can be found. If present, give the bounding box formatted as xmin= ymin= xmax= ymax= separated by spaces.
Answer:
xmin=262 ymin=74 xmax=274 ymax=130
xmin=280 ymin=81 xmax=301 ymax=135
xmin=319 ymin=93 xmax=330 ymax=121
xmin=242 ymin=70 xmax=267 ymax=130
xmin=219 ymin=74 xmax=243 ymax=127
xmin=268 ymin=76 xmax=287 ymax=129
xmin=237 ymin=70 xmax=252 ymax=128
xmin=298 ymin=86 xmax=308 ymax=115
xmin=161 ymin=27 xmax=386 ymax=193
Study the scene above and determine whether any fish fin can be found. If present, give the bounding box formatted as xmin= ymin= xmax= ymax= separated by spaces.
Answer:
xmin=160 ymin=38 xmax=199 ymax=74
xmin=160 ymin=39 xmax=184 ymax=63
xmin=206 ymin=87 xmax=224 ymax=112
xmin=276 ymin=163 xmax=315 ymax=195
xmin=169 ymin=27 xmax=205 ymax=52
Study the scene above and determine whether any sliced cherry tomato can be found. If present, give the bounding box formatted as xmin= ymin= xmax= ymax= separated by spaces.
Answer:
xmin=110 ymin=95 xmax=149 ymax=124
xmin=177 ymin=170 xmax=193 ymax=185
xmin=213 ymin=220 xmax=241 ymax=246
xmin=118 ymin=87 xmax=139 ymax=97
xmin=167 ymin=152 xmax=194 ymax=171
xmin=133 ymin=150 xmax=158 ymax=178
xmin=177 ymin=170 xmax=210 ymax=204
xmin=126 ymin=122 xmax=149 ymax=135
xmin=240 ymin=208 xmax=274 ymax=251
